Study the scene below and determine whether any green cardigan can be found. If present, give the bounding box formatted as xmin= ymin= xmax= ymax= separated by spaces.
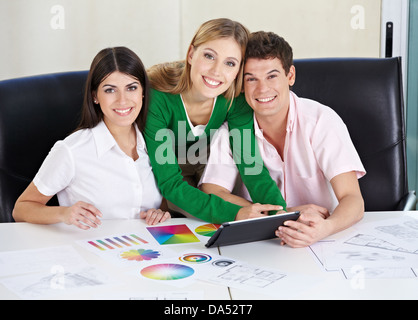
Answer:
xmin=144 ymin=89 xmax=286 ymax=223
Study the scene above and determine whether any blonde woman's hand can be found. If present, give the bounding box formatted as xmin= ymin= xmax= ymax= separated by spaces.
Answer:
xmin=235 ymin=203 xmax=283 ymax=221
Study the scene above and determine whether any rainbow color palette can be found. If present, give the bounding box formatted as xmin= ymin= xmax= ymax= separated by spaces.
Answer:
xmin=146 ymin=224 xmax=200 ymax=245
xmin=195 ymin=223 xmax=221 ymax=237
xmin=120 ymin=249 xmax=161 ymax=262
xmin=86 ymin=234 xmax=148 ymax=251
xmin=140 ymin=263 xmax=194 ymax=280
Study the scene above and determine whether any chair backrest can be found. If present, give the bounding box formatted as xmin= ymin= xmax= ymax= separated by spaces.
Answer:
xmin=292 ymin=57 xmax=408 ymax=211
xmin=0 ymin=71 xmax=88 ymax=222
xmin=0 ymin=59 xmax=409 ymax=221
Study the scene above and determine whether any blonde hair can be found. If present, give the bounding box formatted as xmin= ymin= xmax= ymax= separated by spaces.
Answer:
xmin=148 ymin=18 xmax=249 ymax=101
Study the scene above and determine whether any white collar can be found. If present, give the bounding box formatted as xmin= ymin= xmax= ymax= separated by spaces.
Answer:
xmin=91 ymin=121 xmax=145 ymax=158
xmin=253 ymin=91 xmax=297 ymax=139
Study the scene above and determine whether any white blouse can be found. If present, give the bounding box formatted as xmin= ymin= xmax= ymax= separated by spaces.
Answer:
xmin=34 ymin=121 xmax=162 ymax=219
xmin=180 ymin=94 xmax=216 ymax=136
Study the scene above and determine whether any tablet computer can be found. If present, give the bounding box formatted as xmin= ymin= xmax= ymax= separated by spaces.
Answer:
xmin=205 ymin=211 xmax=300 ymax=248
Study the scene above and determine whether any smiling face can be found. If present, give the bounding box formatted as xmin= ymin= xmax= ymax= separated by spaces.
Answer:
xmin=187 ymin=37 xmax=242 ymax=101
xmin=94 ymin=71 xmax=143 ymax=131
xmin=243 ymin=57 xmax=295 ymax=119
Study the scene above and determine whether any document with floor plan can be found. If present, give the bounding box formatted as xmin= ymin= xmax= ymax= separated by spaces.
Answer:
xmin=317 ymin=216 xmax=418 ymax=270
xmin=363 ymin=216 xmax=418 ymax=252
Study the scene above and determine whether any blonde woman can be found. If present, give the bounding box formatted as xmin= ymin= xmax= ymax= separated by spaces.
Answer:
xmin=144 ymin=19 xmax=286 ymax=224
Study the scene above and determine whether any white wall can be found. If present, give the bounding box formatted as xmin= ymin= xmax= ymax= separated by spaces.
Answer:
xmin=180 ymin=0 xmax=381 ymax=60
xmin=0 ymin=0 xmax=381 ymax=80
xmin=0 ymin=0 xmax=181 ymax=79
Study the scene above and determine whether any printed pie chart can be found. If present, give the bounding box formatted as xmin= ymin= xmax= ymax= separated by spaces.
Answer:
xmin=120 ymin=249 xmax=160 ymax=261
xmin=140 ymin=263 xmax=194 ymax=280
xmin=180 ymin=253 xmax=212 ymax=263
xmin=195 ymin=223 xmax=221 ymax=237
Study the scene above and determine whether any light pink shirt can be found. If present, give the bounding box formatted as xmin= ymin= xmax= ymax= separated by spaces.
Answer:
xmin=200 ymin=92 xmax=366 ymax=212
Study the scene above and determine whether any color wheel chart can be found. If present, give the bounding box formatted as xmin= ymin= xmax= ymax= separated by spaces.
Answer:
xmin=180 ymin=253 xmax=212 ymax=264
xmin=146 ymin=224 xmax=200 ymax=245
xmin=195 ymin=223 xmax=221 ymax=237
xmin=140 ymin=264 xmax=194 ymax=280
xmin=86 ymin=234 xmax=148 ymax=251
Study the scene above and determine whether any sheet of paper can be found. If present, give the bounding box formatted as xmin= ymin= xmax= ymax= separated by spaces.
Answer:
xmin=323 ymin=242 xmax=416 ymax=269
xmin=198 ymin=260 xmax=318 ymax=298
xmin=76 ymin=232 xmax=154 ymax=251
xmin=340 ymin=266 xmax=417 ymax=280
xmin=0 ymin=266 xmax=115 ymax=300
xmin=322 ymin=217 xmax=418 ymax=270
xmin=136 ymin=250 xmax=234 ymax=288
xmin=359 ymin=217 xmax=418 ymax=252
xmin=308 ymin=240 xmax=340 ymax=272
xmin=76 ymin=233 xmax=177 ymax=268
xmin=156 ymin=250 xmax=320 ymax=298
xmin=0 ymin=245 xmax=89 ymax=277
xmin=308 ymin=216 xmax=418 ymax=279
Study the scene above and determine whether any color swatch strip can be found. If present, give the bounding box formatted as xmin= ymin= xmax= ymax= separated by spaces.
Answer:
xmin=87 ymin=241 xmax=105 ymax=251
xmin=130 ymin=234 xmax=148 ymax=244
xmin=105 ymin=238 xmax=122 ymax=248
xmin=87 ymin=234 xmax=148 ymax=251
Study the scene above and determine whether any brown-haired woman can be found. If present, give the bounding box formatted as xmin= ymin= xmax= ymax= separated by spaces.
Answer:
xmin=13 ymin=47 xmax=170 ymax=229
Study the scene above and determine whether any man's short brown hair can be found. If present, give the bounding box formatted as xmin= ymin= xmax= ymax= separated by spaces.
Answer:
xmin=245 ymin=31 xmax=293 ymax=75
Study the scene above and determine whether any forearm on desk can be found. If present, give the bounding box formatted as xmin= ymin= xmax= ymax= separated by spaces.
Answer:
xmin=327 ymin=194 xmax=364 ymax=235
xmin=323 ymin=171 xmax=365 ymax=236
xmin=13 ymin=201 xmax=66 ymax=225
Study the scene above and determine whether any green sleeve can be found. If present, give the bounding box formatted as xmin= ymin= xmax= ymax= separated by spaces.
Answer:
xmin=144 ymin=90 xmax=241 ymax=223
xmin=227 ymin=94 xmax=287 ymax=212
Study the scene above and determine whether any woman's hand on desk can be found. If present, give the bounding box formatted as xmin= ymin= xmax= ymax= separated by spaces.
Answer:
xmin=140 ymin=208 xmax=171 ymax=225
xmin=62 ymin=201 xmax=102 ymax=230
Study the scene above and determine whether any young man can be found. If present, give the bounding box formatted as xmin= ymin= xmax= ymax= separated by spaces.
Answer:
xmin=200 ymin=31 xmax=366 ymax=247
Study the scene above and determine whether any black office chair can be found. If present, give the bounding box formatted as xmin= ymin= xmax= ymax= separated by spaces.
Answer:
xmin=0 ymin=71 xmax=88 ymax=222
xmin=0 ymin=58 xmax=415 ymax=222
xmin=292 ymin=57 xmax=416 ymax=212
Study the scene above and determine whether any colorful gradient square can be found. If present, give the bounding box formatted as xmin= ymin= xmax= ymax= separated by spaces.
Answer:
xmin=146 ymin=224 xmax=200 ymax=245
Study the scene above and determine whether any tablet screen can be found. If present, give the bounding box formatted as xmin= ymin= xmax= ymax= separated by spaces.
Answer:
xmin=205 ymin=211 xmax=300 ymax=248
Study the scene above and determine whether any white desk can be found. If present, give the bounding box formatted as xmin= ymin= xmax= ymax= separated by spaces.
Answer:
xmin=0 ymin=212 xmax=417 ymax=300
xmin=220 ymin=211 xmax=418 ymax=300
xmin=0 ymin=218 xmax=230 ymax=300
